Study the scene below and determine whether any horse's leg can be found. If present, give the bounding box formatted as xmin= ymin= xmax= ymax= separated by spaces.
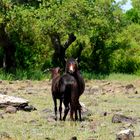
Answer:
xmin=63 ymin=101 xmax=69 ymax=121
xmin=53 ymin=97 xmax=57 ymax=121
xmin=78 ymin=102 xmax=82 ymax=121
xmin=59 ymin=99 xmax=62 ymax=120
xmin=78 ymin=108 xmax=82 ymax=121
xmin=75 ymin=109 xmax=78 ymax=121
xmin=70 ymin=108 xmax=74 ymax=121
xmin=70 ymin=102 xmax=75 ymax=121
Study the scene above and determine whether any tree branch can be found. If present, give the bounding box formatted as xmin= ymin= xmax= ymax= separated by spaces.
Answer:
xmin=50 ymin=32 xmax=76 ymax=67
xmin=63 ymin=33 xmax=76 ymax=50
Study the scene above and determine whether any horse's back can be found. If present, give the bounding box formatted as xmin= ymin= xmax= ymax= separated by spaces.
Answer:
xmin=51 ymin=76 xmax=63 ymax=98
xmin=59 ymin=73 xmax=76 ymax=92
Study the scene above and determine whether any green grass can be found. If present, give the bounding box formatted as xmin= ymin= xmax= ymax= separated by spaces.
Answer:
xmin=0 ymin=68 xmax=140 ymax=81
xmin=82 ymin=72 xmax=140 ymax=81
xmin=105 ymin=73 xmax=140 ymax=81
xmin=0 ymin=69 xmax=50 ymax=80
xmin=0 ymin=79 xmax=140 ymax=140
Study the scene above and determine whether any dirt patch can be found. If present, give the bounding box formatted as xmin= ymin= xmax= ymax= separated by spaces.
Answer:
xmin=0 ymin=79 xmax=139 ymax=96
xmin=85 ymin=80 xmax=139 ymax=95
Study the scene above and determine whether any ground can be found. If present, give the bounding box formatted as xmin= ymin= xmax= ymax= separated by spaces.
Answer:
xmin=0 ymin=78 xmax=140 ymax=140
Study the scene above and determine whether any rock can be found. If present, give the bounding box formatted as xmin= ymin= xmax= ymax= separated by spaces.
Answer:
xmin=100 ymin=111 xmax=108 ymax=117
xmin=70 ymin=136 xmax=77 ymax=140
xmin=80 ymin=102 xmax=92 ymax=118
xmin=0 ymin=132 xmax=12 ymax=140
xmin=5 ymin=106 xmax=17 ymax=114
xmin=0 ymin=94 xmax=28 ymax=108
xmin=112 ymin=114 xmax=135 ymax=124
xmin=9 ymin=81 xmax=14 ymax=84
xmin=87 ymin=137 xmax=96 ymax=140
xmin=116 ymin=129 xmax=134 ymax=140
xmin=0 ymin=113 xmax=4 ymax=119
xmin=45 ymin=137 xmax=55 ymax=140
xmin=42 ymin=108 xmax=52 ymax=113
xmin=125 ymin=84 xmax=135 ymax=90
xmin=125 ymin=84 xmax=136 ymax=94
xmin=23 ymin=105 xmax=37 ymax=112
xmin=80 ymin=102 xmax=88 ymax=113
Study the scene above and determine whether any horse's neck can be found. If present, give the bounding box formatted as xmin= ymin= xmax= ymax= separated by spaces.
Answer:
xmin=73 ymin=71 xmax=81 ymax=78
xmin=52 ymin=74 xmax=60 ymax=81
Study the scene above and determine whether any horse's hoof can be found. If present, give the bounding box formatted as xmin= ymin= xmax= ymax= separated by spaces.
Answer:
xmin=62 ymin=118 xmax=66 ymax=121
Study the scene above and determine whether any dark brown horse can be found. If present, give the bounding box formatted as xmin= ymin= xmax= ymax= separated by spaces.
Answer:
xmin=63 ymin=57 xmax=85 ymax=121
xmin=59 ymin=73 xmax=81 ymax=121
xmin=50 ymin=67 xmax=63 ymax=120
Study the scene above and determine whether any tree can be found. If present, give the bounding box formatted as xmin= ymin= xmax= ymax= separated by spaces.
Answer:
xmin=38 ymin=0 xmax=92 ymax=67
xmin=0 ymin=0 xmax=16 ymax=71
xmin=126 ymin=0 xmax=140 ymax=23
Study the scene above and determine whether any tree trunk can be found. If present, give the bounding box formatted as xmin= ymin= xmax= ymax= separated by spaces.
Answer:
xmin=0 ymin=23 xmax=16 ymax=71
xmin=50 ymin=33 xmax=76 ymax=68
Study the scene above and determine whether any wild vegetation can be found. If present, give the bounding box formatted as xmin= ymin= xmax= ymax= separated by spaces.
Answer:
xmin=0 ymin=0 xmax=140 ymax=77
xmin=1 ymin=1 xmax=140 ymax=140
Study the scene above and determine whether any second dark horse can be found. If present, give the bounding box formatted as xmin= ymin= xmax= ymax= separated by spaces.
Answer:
xmin=61 ymin=58 xmax=85 ymax=121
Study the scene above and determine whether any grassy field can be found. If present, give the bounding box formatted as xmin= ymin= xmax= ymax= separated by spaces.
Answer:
xmin=0 ymin=74 xmax=140 ymax=140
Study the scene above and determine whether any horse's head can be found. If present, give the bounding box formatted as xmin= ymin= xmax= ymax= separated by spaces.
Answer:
xmin=65 ymin=58 xmax=78 ymax=74
xmin=50 ymin=67 xmax=61 ymax=79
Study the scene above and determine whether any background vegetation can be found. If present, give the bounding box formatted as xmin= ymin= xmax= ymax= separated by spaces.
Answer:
xmin=0 ymin=0 xmax=140 ymax=79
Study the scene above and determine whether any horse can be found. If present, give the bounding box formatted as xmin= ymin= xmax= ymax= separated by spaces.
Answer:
xmin=59 ymin=73 xmax=81 ymax=121
xmin=50 ymin=67 xmax=63 ymax=120
xmin=63 ymin=57 xmax=85 ymax=121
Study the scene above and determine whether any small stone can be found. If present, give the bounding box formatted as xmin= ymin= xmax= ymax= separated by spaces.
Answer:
xmin=70 ymin=136 xmax=77 ymax=140
xmin=0 ymin=132 xmax=12 ymax=139
xmin=5 ymin=106 xmax=17 ymax=114
xmin=112 ymin=114 xmax=134 ymax=123
xmin=116 ymin=129 xmax=134 ymax=140
xmin=0 ymin=113 xmax=4 ymax=119
xmin=23 ymin=105 xmax=37 ymax=112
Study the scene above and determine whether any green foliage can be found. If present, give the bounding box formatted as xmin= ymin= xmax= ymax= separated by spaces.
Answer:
xmin=109 ymin=23 xmax=140 ymax=73
xmin=126 ymin=8 xmax=140 ymax=23
xmin=5 ymin=4 xmax=53 ymax=70
xmin=0 ymin=0 xmax=140 ymax=76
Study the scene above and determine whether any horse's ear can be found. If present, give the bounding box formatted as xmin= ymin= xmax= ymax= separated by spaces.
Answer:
xmin=65 ymin=58 xmax=67 ymax=62
xmin=75 ymin=58 xmax=79 ymax=62
xmin=59 ymin=68 xmax=63 ymax=72
xmin=43 ymin=68 xmax=50 ymax=73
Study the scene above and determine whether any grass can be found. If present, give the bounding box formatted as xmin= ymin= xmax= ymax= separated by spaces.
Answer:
xmin=105 ymin=73 xmax=140 ymax=81
xmin=0 ymin=73 xmax=140 ymax=139
xmin=0 ymin=79 xmax=140 ymax=140
xmin=0 ymin=69 xmax=50 ymax=80
xmin=0 ymin=68 xmax=140 ymax=81
xmin=82 ymin=71 xmax=140 ymax=81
